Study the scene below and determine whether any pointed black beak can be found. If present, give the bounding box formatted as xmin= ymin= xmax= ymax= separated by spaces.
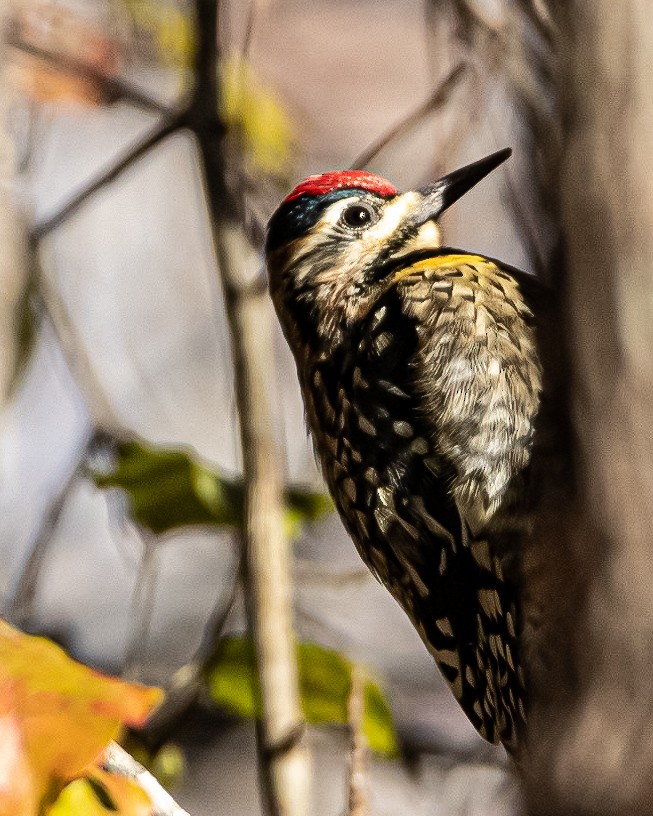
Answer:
xmin=408 ymin=148 xmax=512 ymax=228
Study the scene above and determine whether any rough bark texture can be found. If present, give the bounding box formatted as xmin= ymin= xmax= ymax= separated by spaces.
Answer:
xmin=524 ymin=3 xmax=653 ymax=813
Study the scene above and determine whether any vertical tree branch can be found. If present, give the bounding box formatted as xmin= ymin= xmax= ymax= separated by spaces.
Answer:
xmin=209 ymin=224 xmax=311 ymax=816
xmin=346 ymin=666 xmax=369 ymax=816
xmin=9 ymin=0 xmax=310 ymax=808
xmin=190 ymin=2 xmax=311 ymax=813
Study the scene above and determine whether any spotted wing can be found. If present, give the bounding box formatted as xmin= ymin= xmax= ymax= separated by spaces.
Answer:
xmin=309 ymin=276 xmax=528 ymax=748
xmin=392 ymin=251 xmax=539 ymax=748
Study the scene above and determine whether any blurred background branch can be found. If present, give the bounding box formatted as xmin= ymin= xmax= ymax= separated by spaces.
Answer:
xmin=6 ymin=25 xmax=172 ymax=114
xmin=346 ymin=666 xmax=369 ymax=816
xmin=0 ymin=12 xmax=30 ymax=406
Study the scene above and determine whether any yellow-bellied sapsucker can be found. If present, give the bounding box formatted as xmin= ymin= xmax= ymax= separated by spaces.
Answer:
xmin=265 ymin=149 xmax=542 ymax=752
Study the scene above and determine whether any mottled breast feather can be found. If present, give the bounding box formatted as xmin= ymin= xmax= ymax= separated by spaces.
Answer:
xmin=289 ymin=252 xmax=541 ymax=750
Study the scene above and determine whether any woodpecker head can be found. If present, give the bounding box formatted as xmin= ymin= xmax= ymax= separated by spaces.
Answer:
xmin=266 ymin=148 xmax=511 ymax=352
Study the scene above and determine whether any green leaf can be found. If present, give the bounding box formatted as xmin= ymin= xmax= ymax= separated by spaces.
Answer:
xmin=90 ymin=439 xmax=332 ymax=536
xmin=206 ymin=636 xmax=398 ymax=757
xmin=91 ymin=442 xmax=236 ymax=534
xmin=47 ymin=770 xmax=153 ymax=816
xmin=149 ymin=743 xmax=185 ymax=791
xmin=283 ymin=490 xmax=334 ymax=541
xmin=206 ymin=636 xmax=261 ymax=719
xmin=297 ymin=642 xmax=350 ymax=725
xmin=363 ymin=678 xmax=399 ymax=757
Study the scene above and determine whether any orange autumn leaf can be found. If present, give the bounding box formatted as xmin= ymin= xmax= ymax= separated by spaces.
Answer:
xmin=0 ymin=621 xmax=162 ymax=816
xmin=10 ymin=54 xmax=108 ymax=106
xmin=0 ymin=701 xmax=37 ymax=816
xmin=9 ymin=0 xmax=119 ymax=106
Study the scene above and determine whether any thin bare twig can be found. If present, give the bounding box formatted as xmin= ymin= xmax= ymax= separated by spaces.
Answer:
xmin=6 ymin=452 xmax=86 ymax=628
xmin=241 ymin=0 xmax=262 ymax=63
xmin=514 ymin=0 xmax=557 ymax=45
xmin=122 ymin=533 xmax=159 ymax=681
xmin=6 ymin=32 xmax=172 ymax=115
xmin=5 ymin=254 xmax=96 ymax=626
xmin=350 ymin=62 xmax=469 ymax=170
xmin=32 ymin=110 xmax=187 ymax=240
xmin=142 ymin=554 xmax=241 ymax=740
xmin=346 ymin=666 xmax=369 ymax=816
xmin=103 ymin=742 xmax=190 ymax=816
xmin=451 ymin=0 xmax=504 ymax=36
xmin=34 ymin=271 xmax=121 ymax=422
xmin=294 ymin=562 xmax=370 ymax=587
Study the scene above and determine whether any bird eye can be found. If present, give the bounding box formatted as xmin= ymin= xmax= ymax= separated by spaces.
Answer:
xmin=341 ymin=203 xmax=376 ymax=230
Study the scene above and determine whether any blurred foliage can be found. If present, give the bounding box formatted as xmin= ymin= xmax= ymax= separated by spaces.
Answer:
xmin=0 ymin=620 xmax=162 ymax=815
xmin=221 ymin=54 xmax=295 ymax=178
xmin=90 ymin=439 xmax=332 ymax=539
xmin=124 ymin=738 xmax=186 ymax=792
xmin=0 ymin=232 xmax=36 ymax=403
xmin=49 ymin=768 xmax=152 ymax=816
xmin=11 ymin=279 xmax=37 ymax=398
xmin=207 ymin=636 xmax=399 ymax=758
xmin=120 ymin=0 xmax=195 ymax=67
xmin=10 ymin=0 xmax=120 ymax=105
xmin=148 ymin=742 xmax=186 ymax=791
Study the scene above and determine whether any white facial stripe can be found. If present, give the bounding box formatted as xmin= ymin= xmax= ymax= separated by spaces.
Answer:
xmin=280 ymin=191 xmax=436 ymax=288
xmin=355 ymin=193 xmax=426 ymax=268
xmin=390 ymin=219 xmax=442 ymax=259
xmin=314 ymin=192 xmax=420 ymax=236
xmin=366 ymin=192 xmax=421 ymax=241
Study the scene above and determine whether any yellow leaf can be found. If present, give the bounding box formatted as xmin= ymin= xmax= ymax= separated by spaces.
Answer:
xmin=47 ymin=768 xmax=152 ymax=816
xmin=221 ymin=55 xmax=294 ymax=177
xmin=121 ymin=0 xmax=195 ymax=67
xmin=0 ymin=621 xmax=162 ymax=815
xmin=155 ymin=7 xmax=195 ymax=67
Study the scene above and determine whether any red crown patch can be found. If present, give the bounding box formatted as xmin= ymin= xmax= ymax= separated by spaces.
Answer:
xmin=282 ymin=171 xmax=397 ymax=205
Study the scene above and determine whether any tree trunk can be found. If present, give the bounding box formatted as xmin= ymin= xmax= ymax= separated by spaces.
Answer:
xmin=524 ymin=4 xmax=653 ymax=813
